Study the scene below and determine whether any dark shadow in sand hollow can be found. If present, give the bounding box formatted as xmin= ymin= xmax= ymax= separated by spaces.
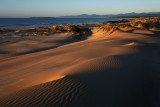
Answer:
xmin=17 ymin=30 xmax=93 ymax=55
xmin=119 ymin=28 xmax=160 ymax=39
xmin=0 ymin=30 xmax=93 ymax=55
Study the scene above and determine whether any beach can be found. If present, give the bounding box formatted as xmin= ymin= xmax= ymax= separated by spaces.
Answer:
xmin=0 ymin=17 xmax=160 ymax=107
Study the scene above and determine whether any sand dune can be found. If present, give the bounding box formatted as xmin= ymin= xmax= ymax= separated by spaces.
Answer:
xmin=0 ymin=23 xmax=160 ymax=106
xmin=0 ymin=33 xmax=74 ymax=60
xmin=0 ymin=76 xmax=87 ymax=107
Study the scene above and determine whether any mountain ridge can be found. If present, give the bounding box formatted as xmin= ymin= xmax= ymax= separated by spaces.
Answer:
xmin=59 ymin=12 xmax=160 ymax=18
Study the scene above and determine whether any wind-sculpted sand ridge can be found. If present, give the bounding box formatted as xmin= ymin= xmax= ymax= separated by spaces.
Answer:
xmin=0 ymin=17 xmax=160 ymax=107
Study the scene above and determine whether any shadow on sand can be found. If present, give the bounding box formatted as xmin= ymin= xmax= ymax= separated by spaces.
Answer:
xmin=0 ymin=30 xmax=93 ymax=55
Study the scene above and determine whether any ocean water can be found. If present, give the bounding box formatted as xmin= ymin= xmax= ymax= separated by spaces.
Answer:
xmin=0 ymin=18 xmax=122 ymax=27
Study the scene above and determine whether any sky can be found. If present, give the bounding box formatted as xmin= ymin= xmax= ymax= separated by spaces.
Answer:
xmin=0 ymin=0 xmax=160 ymax=17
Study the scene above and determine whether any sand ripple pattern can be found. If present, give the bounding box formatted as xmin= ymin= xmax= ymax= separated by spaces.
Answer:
xmin=0 ymin=77 xmax=87 ymax=107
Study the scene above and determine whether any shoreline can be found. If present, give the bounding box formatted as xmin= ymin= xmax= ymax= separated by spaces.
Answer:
xmin=0 ymin=21 xmax=107 ymax=29
xmin=0 ymin=17 xmax=123 ymax=28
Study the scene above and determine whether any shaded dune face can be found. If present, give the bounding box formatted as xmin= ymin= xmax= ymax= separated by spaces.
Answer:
xmin=0 ymin=28 xmax=160 ymax=107
xmin=69 ymin=55 xmax=160 ymax=107
xmin=0 ymin=77 xmax=87 ymax=107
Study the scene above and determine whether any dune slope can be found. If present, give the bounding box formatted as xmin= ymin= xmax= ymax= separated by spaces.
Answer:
xmin=0 ymin=27 xmax=160 ymax=107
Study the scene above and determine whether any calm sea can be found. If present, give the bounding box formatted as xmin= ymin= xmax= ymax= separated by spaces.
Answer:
xmin=0 ymin=18 xmax=122 ymax=27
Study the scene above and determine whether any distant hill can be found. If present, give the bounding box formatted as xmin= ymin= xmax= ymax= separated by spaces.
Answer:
xmin=59 ymin=14 xmax=110 ymax=18
xmin=59 ymin=12 xmax=160 ymax=18
xmin=113 ymin=12 xmax=160 ymax=18
xmin=30 ymin=17 xmax=55 ymax=19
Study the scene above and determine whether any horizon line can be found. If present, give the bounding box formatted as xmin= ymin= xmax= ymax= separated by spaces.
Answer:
xmin=0 ymin=11 xmax=160 ymax=18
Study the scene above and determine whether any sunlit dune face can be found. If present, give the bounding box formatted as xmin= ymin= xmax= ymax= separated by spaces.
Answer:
xmin=43 ymin=75 xmax=65 ymax=83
